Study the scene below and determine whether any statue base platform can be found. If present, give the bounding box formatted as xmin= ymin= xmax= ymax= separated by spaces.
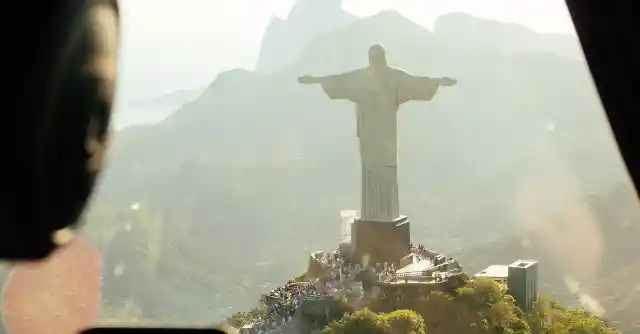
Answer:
xmin=351 ymin=216 xmax=411 ymax=266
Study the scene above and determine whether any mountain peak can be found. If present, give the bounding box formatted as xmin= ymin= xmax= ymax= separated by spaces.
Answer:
xmin=255 ymin=0 xmax=356 ymax=73
xmin=369 ymin=9 xmax=407 ymax=20
xmin=287 ymin=0 xmax=344 ymax=21
xmin=286 ymin=10 xmax=433 ymax=75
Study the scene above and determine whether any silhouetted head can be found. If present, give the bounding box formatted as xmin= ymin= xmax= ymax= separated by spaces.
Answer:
xmin=368 ymin=44 xmax=387 ymax=68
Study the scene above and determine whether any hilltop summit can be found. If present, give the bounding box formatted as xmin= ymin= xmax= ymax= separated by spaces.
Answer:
xmin=286 ymin=10 xmax=434 ymax=75
xmin=256 ymin=0 xmax=357 ymax=73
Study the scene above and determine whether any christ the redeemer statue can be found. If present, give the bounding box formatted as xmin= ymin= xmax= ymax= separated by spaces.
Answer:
xmin=297 ymin=44 xmax=456 ymax=222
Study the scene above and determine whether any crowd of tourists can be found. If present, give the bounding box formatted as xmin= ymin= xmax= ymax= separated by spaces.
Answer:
xmin=410 ymin=243 xmax=449 ymax=265
xmin=374 ymin=262 xmax=397 ymax=283
xmin=240 ymin=245 xmax=448 ymax=333
xmin=248 ymin=282 xmax=317 ymax=333
xmin=241 ymin=250 xmax=359 ymax=334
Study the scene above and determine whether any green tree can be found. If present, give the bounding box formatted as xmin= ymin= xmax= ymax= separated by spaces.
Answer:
xmin=382 ymin=309 xmax=425 ymax=334
xmin=529 ymin=294 xmax=619 ymax=334
xmin=322 ymin=308 xmax=390 ymax=334
xmin=370 ymin=278 xmax=530 ymax=334
xmin=323 ymin=308 xmax=425 ymax=334
xmin=456 ymin=278 xmax=529 ymax=332
xmin=227 ymin=300 xmax=267 ymax=327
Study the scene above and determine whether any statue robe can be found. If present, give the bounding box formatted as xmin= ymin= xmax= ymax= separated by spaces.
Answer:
xmin=318 ymin=66 xmax=440 ymax=222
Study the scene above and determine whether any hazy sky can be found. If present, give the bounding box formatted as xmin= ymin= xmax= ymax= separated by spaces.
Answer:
xmin=117 ymin=0 xmax=576 ymax=100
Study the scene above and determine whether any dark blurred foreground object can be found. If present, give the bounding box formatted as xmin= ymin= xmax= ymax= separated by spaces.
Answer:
xmin=7 ymin=0 xmax=118 ymax=259
xmin=2 ymin=237 xmax=101 ymax=334
xmin=564 ymin=0 xmax=640 ymax=195
xmin=83 ymin=321 xmax=237 ymax=333
xmin=83 ymin=328 xmax=232 ymax=334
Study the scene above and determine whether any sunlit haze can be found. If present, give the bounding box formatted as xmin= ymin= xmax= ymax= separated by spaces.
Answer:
xmin=117 ymin=0 xmax=575 ymax=100
xmin=5 ymin=0 xmax=636 ymax=330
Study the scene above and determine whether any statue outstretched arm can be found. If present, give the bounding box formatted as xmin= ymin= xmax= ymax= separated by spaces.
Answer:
xmin=396 ymin=70 xmax=457 ymax=103
xmin=297 ymin=71 xmax=362 ymax=85
xmin=297 ymin=69 xmax=363 ymax=101
xmin=409 ymin=76 xmax=457 ymax=87
xmin=435 ymin=77 xmax=457 ymax=86
xmin=297 ymin=75 xmax=320 ymax=84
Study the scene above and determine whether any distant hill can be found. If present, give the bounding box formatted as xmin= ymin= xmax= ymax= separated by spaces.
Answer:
xmin=128 ymin=88 xmax=204 ymax=109
xmin=256 ymin=0 xmax=357 ymax=73
xmin=129 ymin=9 xmax=582 ymax=126
xmin=112 ymin=88 xmax=204 ymax=128
xmin=87 ymin=10 xmax=637 ymax=326
xmin=433 ymin=12 xmax=582 ymax=60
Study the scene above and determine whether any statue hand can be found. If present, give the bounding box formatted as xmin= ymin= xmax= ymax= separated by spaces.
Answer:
xmin=297 ymin=75 xmax=318 ymax=84
xmin=439 ymin=77 xmax=457 ymax=86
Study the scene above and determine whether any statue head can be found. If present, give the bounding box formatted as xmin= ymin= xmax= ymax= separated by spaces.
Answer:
xmin=368 ymin=44 xmax=388 ymax=68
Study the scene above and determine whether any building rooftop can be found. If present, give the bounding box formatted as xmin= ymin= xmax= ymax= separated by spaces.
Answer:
xmin=509 ymin=259 xmax=538 ymax=269
xmin=397 ymin=258 xmax=433 ymax=274
xmin=475 ymin=265 xmax=509 ymax=279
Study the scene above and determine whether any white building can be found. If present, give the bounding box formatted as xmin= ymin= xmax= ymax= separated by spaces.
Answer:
xmin=475 ymin=264 xmax=509 ymax=284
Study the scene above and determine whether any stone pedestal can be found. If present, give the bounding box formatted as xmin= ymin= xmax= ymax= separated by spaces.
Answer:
xmin=351 ymin=216 xmax=411 ymax=266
